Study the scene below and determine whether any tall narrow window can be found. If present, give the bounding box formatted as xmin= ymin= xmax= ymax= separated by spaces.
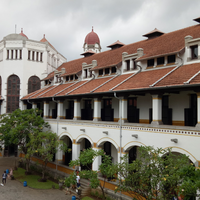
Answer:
xmin=7 ymin=75 xmax=20 ymax=113
xmin=15 ymin=50 xmax=18 ymax=59
xmin=28 ymin=76 xmax=40 ymax=94
xmin=191 ymin=45 xmax=198 ymax=59
xmin=32 ymin=51 xmax=35 ymax=61
xmin=105 ymin=68 xmax=110 ymax=75
xmin=7 ymin=50 xmax=9 ymax=59
xmin=20 ymin=50 xmax=22 ymax=59
xmin=40 ymin=52 xmax=43 ymax=62
xmin=0 ymin=76 xmax=1 ymax=96
xmin=36 ymin=52 xmax=39 ymax=61
xmin=11 ymin=50 xmax=13 ymax=59
xmin=28 ymin=50 xmax=30 ymax=60
xmin=126 ymin=60 xmax=130 ymax=71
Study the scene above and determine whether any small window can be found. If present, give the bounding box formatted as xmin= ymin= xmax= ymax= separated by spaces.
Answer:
xmin=11 ymin=50 xmax=13 ymax=59
xmin=111 ymin=67 xmax=116 ymax=73
xmin=99 ymin=69 xmax=103 ymax=76
xmin=191 ymin=45 xmax=198 ymax=59
xmin=126 ymin=60 xmax=130 ymax=71
xmin=28 ymin=51 xmax=30 ymax=60
xmin=167 ymin=55 xmax=175 ymax=63
xmin=132 ymin=59 xmax=136 ymax=69
xmin=105 ymin=68 xmax=109 ymax=75
xmin=147 ymin=59 xmax=154 ymax=67
xmin=20 ymin=50 xmax=22 ymax=59
xmin=66 ymin=76 xmax=69 ymax=81
xmin=40 ymin=52 xmax=43 ymax=62
xmin=84 ymin=69 xmax=87 ymax=78
xmin=36 ymin=52 xmax=39 ymax=61
xmin=32 ymin=51 xmax=35 ymax=61
xmin=7 ymin=50 xmax=9 ymax=59
xmin=75 ymin=75 xmax=78 ymax=80
xmin=15 ymin=50 xmax=18 ymax=59
xmin=70 ymin=75 xmax=73 ymax=81
xmin=157 ymin=57 xmax=164 ymax=65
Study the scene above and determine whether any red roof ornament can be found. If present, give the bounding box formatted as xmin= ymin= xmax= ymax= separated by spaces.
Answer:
xmin=19 ymin=28 xmax=28 ymax=39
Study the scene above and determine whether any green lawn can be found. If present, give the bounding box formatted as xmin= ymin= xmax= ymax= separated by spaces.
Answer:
xmin=81 ymin=197 xmax=94 ymax=200
xmin=14 ymin=168 xmax=59 ymax=189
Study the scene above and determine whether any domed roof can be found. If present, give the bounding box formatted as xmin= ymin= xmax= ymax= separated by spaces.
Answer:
xmin=84 ymin=27 xmax=100 ymax=45
xmin=19 ymin=28 xmax=28 ymax=39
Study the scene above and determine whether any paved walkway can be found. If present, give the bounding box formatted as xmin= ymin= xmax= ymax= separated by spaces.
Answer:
xmin=0 ymin=157 xmax=73 ymax=200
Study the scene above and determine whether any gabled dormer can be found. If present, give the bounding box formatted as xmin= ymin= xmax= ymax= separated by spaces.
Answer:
xmin=143 ymin=28 xmax=164 ymax=39
xmin=107 ymin=40 xmax=125 ymax=50
xmin=82 ymin=60 xmax=97 ymax=79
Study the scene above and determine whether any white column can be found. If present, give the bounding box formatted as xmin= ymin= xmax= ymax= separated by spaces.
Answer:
xmin=12 ymin=49 xmax=14 ymax=59
xmin=122 ymin=60 xmax=127 ymax=71
xmin=73 ymin=99 xmax=81 ymax=120
xmin=93 ymin=98 xmax=101 ymax=122
xmin=56 ymin=149 xmax=63 ymax=164
xmin=130 ymin=59 xmax=134 ymax=70
xmin=32 ymin=103 xmax=37 ymax=109
xmin=9 ymin=50 xmax=12 ymax=59
xmin=121 ymin=98 xmax=128 ymax=123
xmin=43 ymin=101 xmax=49 ymax=118
xmin=20 ymin=101 xmax=27 ymax=110
xmin=92 ymin=147 xmax=102 ymax=171
xmin=57 ymin=101 xmax=63 ymax=119
xmin=72 ymin=140 xmax=80 ymax=161
xmin=196 ymin=93 xmax=200 ymax=127
xmin=151 ymin=94 xmax=163 ymax=125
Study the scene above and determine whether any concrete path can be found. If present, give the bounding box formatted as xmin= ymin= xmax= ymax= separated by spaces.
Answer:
xmin=0 ymin=157 xmax=74 ymax=200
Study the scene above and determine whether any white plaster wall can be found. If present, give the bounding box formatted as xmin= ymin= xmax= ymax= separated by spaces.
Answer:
xmin=169 ymin=91 xmax=190 ymax=121
xmin=49 ymin=119 xmax=200 ymax=165
xmin=137 ymin=94 xmax=152 ymax=120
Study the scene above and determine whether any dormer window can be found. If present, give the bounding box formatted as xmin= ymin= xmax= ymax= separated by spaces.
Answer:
xmin=70 ymin=75 xmax=73 ymax=81
xmin=66 ymin=76 xmax=69 ymax=81
xmin=105 ymin=68 xmax=109 ymax=75
xmin=157 ymin=57 xmax=164 ymax=65
xmin=167 ymin=55 xmax=175 ymax=64
xmin=147 ymin=59 xmax=154 ymax=67
xmin=191 ymin=45 xmax=198 ymax=59
xmin=84 ymin=69 xmax=87 ymax=78
xmin=75 ymin=75 xmax=78 ymax=80
xmin=126 ymin=60 xmax=130 ymax=71
xmin=111 ymin=67 xmax=116 ymax=73
xmin=99 ymin=69 xmax=103 ymax=76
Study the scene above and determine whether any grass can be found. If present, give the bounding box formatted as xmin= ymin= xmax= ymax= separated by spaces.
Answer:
xmin=81 ymin=197 xmax=94 ymax=200
xmin=14 ymin=167 xmax=59 ymax=189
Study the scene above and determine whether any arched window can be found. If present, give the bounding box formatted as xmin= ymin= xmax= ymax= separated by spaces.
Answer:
xmin=28 ymin=76 xmax=40 ymax=94
xmin=7 ymin=75 xmax=20 ymax=113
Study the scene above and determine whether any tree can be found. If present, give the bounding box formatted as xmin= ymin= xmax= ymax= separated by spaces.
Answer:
xmin=31 ymin=131 xmax=68 ymax=181
xmin=68 ymin=148 xmax=117 ymax=200
xmin=0 ymin=108 xmax=50 ymax=172
xmin=178 ymin=164 xmax=200 ymax=199
xmin=115 ymin=146 xmax=191 ymax=200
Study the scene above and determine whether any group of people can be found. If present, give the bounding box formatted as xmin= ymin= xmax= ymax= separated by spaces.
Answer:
xmin=1 ymin=168 xmax=13 ymax=186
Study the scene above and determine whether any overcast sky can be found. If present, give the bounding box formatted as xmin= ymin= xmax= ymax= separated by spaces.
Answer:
xmin=1 ymin=0 xmax=200 ymax=61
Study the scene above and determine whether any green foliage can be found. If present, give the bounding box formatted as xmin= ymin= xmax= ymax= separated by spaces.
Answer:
xmin=69 ymin=148 xmax=117 ymax=200
xmin=115 ymin=146 xmax=191 ymax=200
xmin=65 ymin=172 xmax=76 ymax=188
xmin=0 ymin=109 xmax=50 ymax=172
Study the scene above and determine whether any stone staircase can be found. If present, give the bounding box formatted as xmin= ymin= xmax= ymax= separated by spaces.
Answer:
xmin=63 ymin=178 xmax=91 ymax=199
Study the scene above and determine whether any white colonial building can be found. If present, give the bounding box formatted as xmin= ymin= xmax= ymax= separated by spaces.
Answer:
xmin=3 ymin=17 xmax=200 ymax=181
xmin=0 ymin=29 xmax=66 ymax=156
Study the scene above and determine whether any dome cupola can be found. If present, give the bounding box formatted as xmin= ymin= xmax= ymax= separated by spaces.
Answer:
xmin=83 ymin=27 xmax=101 ymax=53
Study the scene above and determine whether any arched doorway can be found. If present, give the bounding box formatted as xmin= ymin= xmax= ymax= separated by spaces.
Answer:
xmin=61 ymin=135 xmax=72 ymax=166
xmin=129 ymin=146 xmax=138 ymax=164
xmin=80 ymin=138 xmax=92 ymax=170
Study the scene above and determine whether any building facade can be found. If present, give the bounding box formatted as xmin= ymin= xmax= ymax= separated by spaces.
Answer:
xmin=0 ymin=29 xmax=67 ymax=156
xmin=3 ymin=19 xmax=200 ymax=173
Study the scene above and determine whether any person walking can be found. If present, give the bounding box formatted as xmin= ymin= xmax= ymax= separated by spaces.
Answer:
xmin=2 ymin=171 xmax=7 ymax=186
